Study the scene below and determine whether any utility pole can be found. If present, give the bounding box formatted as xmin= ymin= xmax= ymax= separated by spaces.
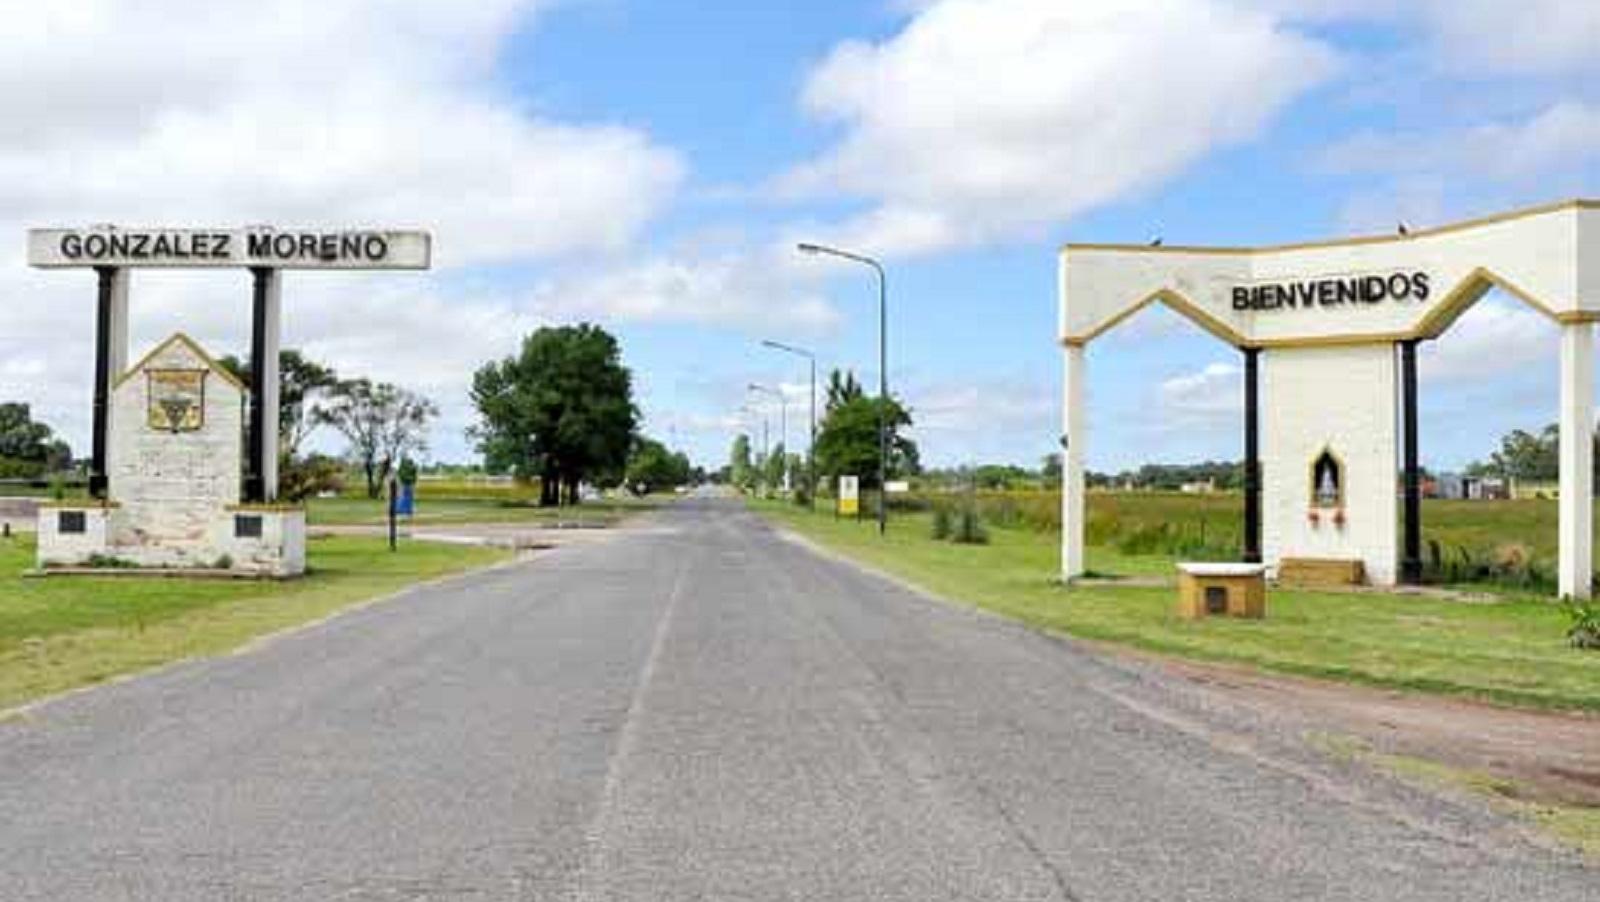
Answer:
xmin=797 ymin=242 xmax=889 ymax=535
xmin=762 ymin=340 xmax=818 ymax=511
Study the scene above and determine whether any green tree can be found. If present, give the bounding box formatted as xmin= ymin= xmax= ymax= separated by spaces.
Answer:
xmin=1041 ymin=453 xmax=1063 ymax=488
xmin=470 ymin=324 xmax=637 ymax=506
xmin=218 ymin=350 xmax=343 ymax=501
xmin=763 ymin=441 xmax=788 ymax=494
xmin=729 ymin=434 xmax=754 ymax=492
xmin=1466 ymin=423 xmax=1600 ymax=485
xmin=317 ymin=379 xmax=438 ymax=499
xmin=1485 ymin=425 xmax=1560 ymax=481
xmin=626 ymin=436 xmax=691 ymax=494
xmin=278 ymin=453 xmax=346 ymax=501
xmin=825 ymin=369 xmax=864 ymax=411
xmin=813 ymin=370 xmax=917 ymax=490
xmin=0 ymin=403 xmax=71 ymax=476
xmin=218 ymin=349 xmax=339 ymax=457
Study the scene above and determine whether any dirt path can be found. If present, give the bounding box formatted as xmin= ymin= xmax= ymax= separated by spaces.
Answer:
xmin=1121 ymin=648 xmax=1600 ymax=806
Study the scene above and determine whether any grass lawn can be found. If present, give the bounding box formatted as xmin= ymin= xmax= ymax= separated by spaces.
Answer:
xmin=752 ymin=500 xmax=1600 ymax=712
xmin=0 ymin=533 xmax=509 ymax=712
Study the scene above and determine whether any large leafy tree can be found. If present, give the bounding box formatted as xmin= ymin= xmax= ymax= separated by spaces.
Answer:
xmin=1466 ymin=423 xmax=1600 ymax=484
xmin=219 ymin=350 xmax=346 ymax=501
xmin=625 ymin=436 xmax=692 ymax=494
xmin=813 ymin=369 xmax=918 ymax=490
xmin=317 ymin=379 xmax=438 ymax=499
xmin=218 ymin=349 xmax=339 ymax=458
xmin=471 ymin=324 xmax=637 ymax=506
xmin=0 ymin=403 xmax=71 ymax=477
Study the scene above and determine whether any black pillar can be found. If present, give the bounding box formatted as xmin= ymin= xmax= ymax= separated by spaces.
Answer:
xmin=244 ymin=268 xmax=271 ymax=503
xmin=89 ymin=267 xmax=116 ymax=499
xmin=1242 ymin=347 xmax=1262 ymax=563
xmin=1401 ymin=339 xmax=1422 ymax=584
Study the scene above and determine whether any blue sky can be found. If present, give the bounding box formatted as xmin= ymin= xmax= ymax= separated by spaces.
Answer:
xmin=1 ymin=1 xmax=1597 ymax=475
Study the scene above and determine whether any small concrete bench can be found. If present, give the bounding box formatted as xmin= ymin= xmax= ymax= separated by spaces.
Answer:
xmin=1176 ymin=562 xmax=1267 ymax=620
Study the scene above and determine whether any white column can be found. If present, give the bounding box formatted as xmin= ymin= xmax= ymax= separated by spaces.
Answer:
xmin=1558 ymin=321 xmax=1594 ymax=599
xmin=107 ymin=269 xmax=130 ymax=378
xmin=261 ymin=271 xmax=283 ymax=501
xmin=1062 ymin=342 xmax=1086 ymax=581
xmin=102 ymin=268 xmax=130 ymax=455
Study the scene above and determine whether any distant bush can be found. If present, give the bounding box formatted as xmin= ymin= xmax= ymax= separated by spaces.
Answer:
xmin=1565 ymin=600 xmax=1600 ymax=650
xmin=930 ymin=505 xmax=953 ymax=540
xmin=1424 ymin=539 xmax=1555 ymax=592
xmin=952 ymin=506 xmax=989 ymax=545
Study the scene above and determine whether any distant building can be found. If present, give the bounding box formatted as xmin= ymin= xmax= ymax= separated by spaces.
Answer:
xmin=1511 ymin=479 xmax=1560 ymax=500
xmin=1433 ymin=473 xmax=1465 ymax=500
xmin=1466 ymin=476 xmax=1509 ymax=501
xmin=1179 ymin=479 xmax=1216 ymax=494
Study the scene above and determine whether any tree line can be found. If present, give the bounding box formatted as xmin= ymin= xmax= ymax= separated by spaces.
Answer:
xmin=1 ymin=322 xmax=695 ymax=504
xmin=727 ymin=368 xmax=919 ymax=498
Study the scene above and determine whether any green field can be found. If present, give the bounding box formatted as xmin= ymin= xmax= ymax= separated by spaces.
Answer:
xmin=302 ymin=480 xmax=665 ymax=527
xmin=306 ymin=495 xmax=651 ymax=527
xmin=0 ymin=533 xmax=509 ymax=712
xmin=753 ymin=499 xmax=1600 ymax=712
xmin=4 ymin=479 xmax=664 ymax=528
xmin=895 ymin=490 xmax=1588 ymax=590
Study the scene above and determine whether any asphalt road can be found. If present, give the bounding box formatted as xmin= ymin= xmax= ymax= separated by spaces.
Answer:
xmin=1 ymin=498 xmax=1592 ymax=900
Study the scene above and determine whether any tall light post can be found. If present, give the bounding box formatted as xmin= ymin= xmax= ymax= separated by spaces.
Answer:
xmin=737 ymin=403 xmax=766 ymax=494
xmin=749 ymin=383 xmax=789 ymax=493
xmin=762 ymin=339 xmax=817 ymax=511
xmin=797 ymin=242 xmax=889 ymax=535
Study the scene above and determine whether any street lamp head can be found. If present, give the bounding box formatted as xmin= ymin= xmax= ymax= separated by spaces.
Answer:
xmin=796 ymin=242 xmax=823 ymax=255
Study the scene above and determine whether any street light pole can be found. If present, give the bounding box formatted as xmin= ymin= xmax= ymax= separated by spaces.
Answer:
xmin=749 ymin=383 xmax=789 ymax=493
xmin=797 ymin=242 xmax=889 ymax=535
xmin=762 ymin=339 xmax=818 ymax=511
xmin=737 ymin=404 xmax=763 ymax=494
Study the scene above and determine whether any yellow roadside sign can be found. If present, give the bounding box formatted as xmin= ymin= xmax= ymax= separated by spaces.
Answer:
xmin=838 ymin=475 xmax=860 ymax=517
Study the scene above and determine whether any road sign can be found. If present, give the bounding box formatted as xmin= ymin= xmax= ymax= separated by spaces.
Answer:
xmin=838 ymin=475 xmax=859 ymax=518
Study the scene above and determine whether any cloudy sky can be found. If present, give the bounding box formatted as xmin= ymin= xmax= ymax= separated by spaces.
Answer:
xmin=1 ymin=0 xmax=1597 ymax=473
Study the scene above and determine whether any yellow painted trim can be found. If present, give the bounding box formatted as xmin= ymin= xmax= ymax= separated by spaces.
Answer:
xmin=1074 ymin=288 xmax=1248 ymax=347
xmin=1062 ymin=198 xmax=1596 ymax=257
xmin=113 ymin=332 xmax=248 ymax=392
xmin=1249 ymin=332 xmax=1412 ymax=350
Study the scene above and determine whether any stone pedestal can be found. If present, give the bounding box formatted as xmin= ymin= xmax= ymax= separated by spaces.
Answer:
xmin=35 ymin=333 xmax=305 ymax=578
xmin=1176 ymin=563 xmax=1267 ymax=620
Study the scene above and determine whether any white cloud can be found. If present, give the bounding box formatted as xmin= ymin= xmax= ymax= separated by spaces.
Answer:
xmin=1419 ymin=295 xmax=1557 ymax=383
xmin=1413 ymin=0 xmax=1600 ymax=75
xmin=0 ymin=0 xmax=698 ymax=460
xmin=526 ymin=254 xmax=842 ymax=333
xmin=1158 ymin=362 xmax=1241 ymax=426
xmin=782 ymin=0 xmax=1337 ymax=256
xmin=0 ymin=1 xmax=683 ymax=267
xmin=910 ymin=375 xmax=1057 ymax=465
xmin=1321 ymin=102 xmax=1600 ymax=184
xmin=1251 ymin=0 xmax=1600 ymax=74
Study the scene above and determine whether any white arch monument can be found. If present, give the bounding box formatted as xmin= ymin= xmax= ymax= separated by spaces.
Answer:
xmin=1058 ymin=199 xmax=1600 ymax=597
